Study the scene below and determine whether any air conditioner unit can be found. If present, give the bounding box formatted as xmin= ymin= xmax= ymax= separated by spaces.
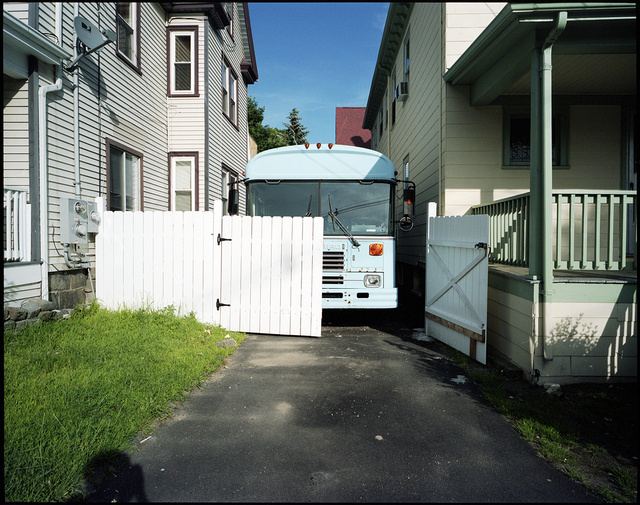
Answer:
xmin=396 ymin=81 xmax=409 ymax=101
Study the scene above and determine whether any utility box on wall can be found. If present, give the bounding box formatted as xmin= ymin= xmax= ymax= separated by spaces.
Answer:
xmin=60 ymin=197 xmax=100 ymax=244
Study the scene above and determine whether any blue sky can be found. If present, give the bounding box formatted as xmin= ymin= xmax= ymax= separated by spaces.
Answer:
xmin=246 ymin=2 xmax=390 ymax=144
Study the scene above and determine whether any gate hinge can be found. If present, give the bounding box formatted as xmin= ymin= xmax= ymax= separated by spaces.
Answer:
xmin=216 ymin=299 xmax=230 ymax=310
xmin=217 ymin=234 xmax=231 ymax=245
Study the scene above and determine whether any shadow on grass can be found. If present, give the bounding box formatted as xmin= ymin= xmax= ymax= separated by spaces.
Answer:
xmin=71 ymin=449 xmax=148 ymax=502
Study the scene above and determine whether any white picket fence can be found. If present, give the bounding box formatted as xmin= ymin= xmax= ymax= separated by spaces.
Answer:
xmin=96 ymin=200 xmax=323 ymax=336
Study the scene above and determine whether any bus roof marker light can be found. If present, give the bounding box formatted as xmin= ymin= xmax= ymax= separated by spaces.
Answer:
xmin=328 ymin=143 xmax=333 ymax=149
xmin=317 ymin=143 xmax=321 ymax=149
xmin=305 ymin=143 xmax=310 ymax=149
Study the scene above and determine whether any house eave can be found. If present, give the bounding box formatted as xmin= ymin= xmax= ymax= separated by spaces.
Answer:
xmin=3 ymin=10 xmax=71 ymax=78
xmin=160 ymin=2 xmax=231 ymax=30
xmin=238 ymin=3 xmax=258 ymax=84
xmin=363 ymin=3 xmax=413 ymax=130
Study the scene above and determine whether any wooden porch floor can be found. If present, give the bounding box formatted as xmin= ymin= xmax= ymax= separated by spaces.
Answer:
xmin=489 ymin=264 xmax=637 ymax=283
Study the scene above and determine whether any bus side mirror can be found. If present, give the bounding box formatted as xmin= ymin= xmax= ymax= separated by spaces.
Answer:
xmin=403 ymin=184 xmax=415 ymax=218
xmin=400 ymin=181 xmax=415 ymax=232
xmin=228 ymin=186 xmax=239 ymax=215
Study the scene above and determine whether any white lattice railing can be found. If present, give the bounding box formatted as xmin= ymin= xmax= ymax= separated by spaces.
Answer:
xmin=4 ymin=188 xmax=31 ymax=262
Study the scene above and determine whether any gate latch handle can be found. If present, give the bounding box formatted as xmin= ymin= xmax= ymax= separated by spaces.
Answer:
xmin=475 ymin=242 xmax=489 ymax=258
xmin=217 ymin=234 xmax=231 ymax=245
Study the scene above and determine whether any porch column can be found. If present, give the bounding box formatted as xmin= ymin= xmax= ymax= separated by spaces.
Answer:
xmin=529 ymin=12 xmax=567 ymax=361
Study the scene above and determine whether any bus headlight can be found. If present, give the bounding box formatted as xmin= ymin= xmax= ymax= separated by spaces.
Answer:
xmin=364 ymin=274 xmax=381 ymax=287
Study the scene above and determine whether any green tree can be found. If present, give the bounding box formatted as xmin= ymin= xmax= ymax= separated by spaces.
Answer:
xmin=282 ymin=108 xmax=309 ymax=145
xmin=247 ymin=96 xmax=287 ymax=153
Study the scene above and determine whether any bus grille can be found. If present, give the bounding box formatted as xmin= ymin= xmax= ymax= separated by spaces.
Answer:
xmin=322 ymin=275 xmax=344 ymax=285
xmin=323 ymin=251 xmax=344 ymax=271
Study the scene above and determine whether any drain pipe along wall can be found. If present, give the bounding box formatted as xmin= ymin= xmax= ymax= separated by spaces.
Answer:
xmin=38 ymin=4 xmax=64 ymax=300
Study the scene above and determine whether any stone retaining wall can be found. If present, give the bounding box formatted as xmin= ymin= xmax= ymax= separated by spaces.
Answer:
xmin=4 ymin=298 xmax=75 ymax=332
xmin=49 ymin=269 xmax=93 ymax=309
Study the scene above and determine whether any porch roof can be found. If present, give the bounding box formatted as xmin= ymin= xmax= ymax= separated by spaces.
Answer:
xmin=443 ymin=3 xmax=636 ymax=106
xmin=3 ymin=10 xmax=72 ymax=79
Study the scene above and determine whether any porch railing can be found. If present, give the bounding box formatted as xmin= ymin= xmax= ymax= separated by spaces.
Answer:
xmin=4 ymin=188 xmax=31 ymax=262
xmin=471 ymin=190 xmax=636 ymax=271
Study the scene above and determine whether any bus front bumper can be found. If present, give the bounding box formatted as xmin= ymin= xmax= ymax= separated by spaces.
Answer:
xmin=321 ymin=288 xmax=398 ymax=309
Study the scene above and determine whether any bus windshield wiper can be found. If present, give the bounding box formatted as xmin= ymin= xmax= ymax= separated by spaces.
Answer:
xmin=305 ymin=194 xmax=313 ymax=217
xmin=327 ymin=194 xmax=360 ymax=248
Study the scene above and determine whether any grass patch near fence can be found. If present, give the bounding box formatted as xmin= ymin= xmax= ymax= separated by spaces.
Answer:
xmin=4 ymin=301 xmax=245 ymax=502
xmin=447 ymin=349 xmax=638 ymax=504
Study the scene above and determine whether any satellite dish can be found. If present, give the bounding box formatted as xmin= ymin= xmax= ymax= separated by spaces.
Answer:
xmin=64 ymin=16 xmax=116 ymax=72
xmin=74 ymin=16 xmax=105 ymax=50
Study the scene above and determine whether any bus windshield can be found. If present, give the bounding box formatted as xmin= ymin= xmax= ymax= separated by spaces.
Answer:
xmin=248 ymin=181 xmax=394 ymax=236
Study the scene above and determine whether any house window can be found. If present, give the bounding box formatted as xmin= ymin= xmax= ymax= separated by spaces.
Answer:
xmin=108 ymin=140 xmax=142 ymax=211
xmin=503 ymin=107 xmax=569 ymax=169
xmin=168 ymin=27 xmax=198 ymax=96
xmin=404 ymin=29 xmax=410 ymax=84
xmin=222 ymin=58 xmax=238 ymax=125
xmin=224 ymin=3 xmax=234 ymax=38
xmin=170 ymin=154 xmax=198 ymax=211
xmin=391 ymin=69 xmax=397 ymax=126
xmin=382 ymin=90 xmax=387 ymax=134
xmin=221 ymin=166 xmax=238 ymax=215
xmin=116 ymin=2 xmax=141 ymax=72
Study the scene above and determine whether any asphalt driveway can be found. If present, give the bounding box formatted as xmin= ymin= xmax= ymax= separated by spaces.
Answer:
xmin=87 ymin=323 xmax=601 ymax=502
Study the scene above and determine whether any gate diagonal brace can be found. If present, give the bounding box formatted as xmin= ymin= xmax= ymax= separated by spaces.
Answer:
xmin=427 ymin=245 xmax=485 ymax=328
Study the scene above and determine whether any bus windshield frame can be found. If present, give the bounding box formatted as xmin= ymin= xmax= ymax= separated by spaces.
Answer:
xmin=247 ymin=180 xmax=395 ymax=236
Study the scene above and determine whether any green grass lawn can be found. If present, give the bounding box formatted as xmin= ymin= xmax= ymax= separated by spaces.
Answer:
xmin=4 ymin=302 xmax=245 ymax=502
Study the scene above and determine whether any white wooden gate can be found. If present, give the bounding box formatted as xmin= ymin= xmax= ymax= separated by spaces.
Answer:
xmin=425 ymin=203 xmax=489 ymax=363
xmin=96 ymin=200 xmax=323 ymax=336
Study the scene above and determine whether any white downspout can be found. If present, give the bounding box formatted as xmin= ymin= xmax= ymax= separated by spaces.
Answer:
xmin=38 ymin=3 xmax=64 ymax=300
xmin=39 ymin=71 xmax=63 ymax=301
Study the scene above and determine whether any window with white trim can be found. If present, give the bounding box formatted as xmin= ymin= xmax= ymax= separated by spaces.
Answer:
xmin=168 ymin=27 xmax=198 ymax=96
xmin=222 ymin=58 xmax=238 ymax=125
xmin=170 ymin=155 xmax=197 ymax=211
xmin=108 ymin=141 xmax=142 ymax=211
xmin=116 ymin=2 xmax=141 ymax=72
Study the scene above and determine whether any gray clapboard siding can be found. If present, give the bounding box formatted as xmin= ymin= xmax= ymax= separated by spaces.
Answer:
xmin=3 ymin=76 xmax=30 ymax=189
xmin=3 ymin=2 xmax=29 ymax=22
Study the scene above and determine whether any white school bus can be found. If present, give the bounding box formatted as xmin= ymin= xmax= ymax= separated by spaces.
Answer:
xmin=235 ymin=143 xmax=414 ymax=309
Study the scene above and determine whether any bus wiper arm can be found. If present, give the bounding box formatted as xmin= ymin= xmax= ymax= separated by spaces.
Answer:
xmin=305 ymin=194 xmax=313 ymax=217
xmin=327 ymin=195 xmax=360 ymax=248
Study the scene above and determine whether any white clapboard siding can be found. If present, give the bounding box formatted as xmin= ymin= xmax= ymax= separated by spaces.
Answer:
xmin=425 ymin=203 xmax=489 ymax=363
xmin=96 ymin=200 xmax=322 ymax=336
